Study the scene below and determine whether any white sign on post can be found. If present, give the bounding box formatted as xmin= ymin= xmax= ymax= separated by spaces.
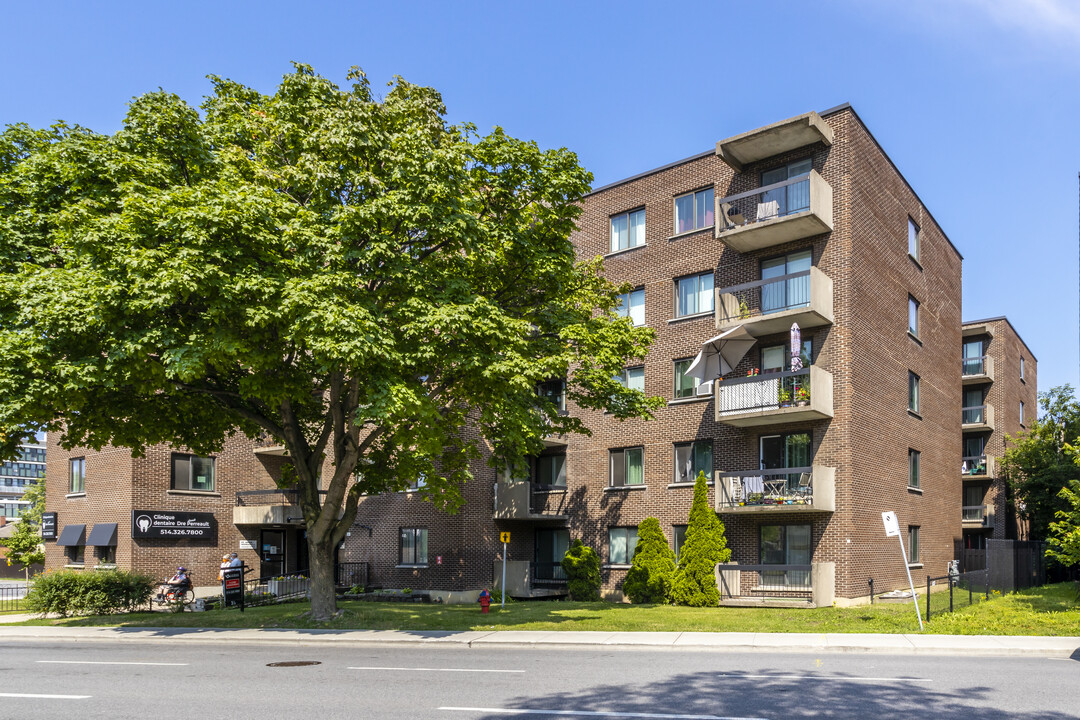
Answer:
xmin=882 ymin=510 xmax=923 ymax=631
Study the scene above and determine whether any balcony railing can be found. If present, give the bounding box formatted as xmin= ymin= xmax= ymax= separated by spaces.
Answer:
xmin=715 ymin=466 xmax=835 ymax=513
xmin=962 ymin=455 xmax=989 ymax=477
xmin=715 ymin=267 xmax=834 ymax=335
xmin=962 ymin=404 xmax=995 ymax=429
xmin=962 ymin=356 xmax=986 ymax=376
xmin=962 ymin=356 xmax=994 ymax=384
xmin=962 ymin=505 xmax=994 ymax=528
xmin=531 ymin=561 xmax=568 ymax=585
xmin=494 ymin=481 xmax=569 ymax=521
xmin=233 ymin=489 xmax=326 ymax=525
xmin=714 ymin=171 xmax=833 ymax=253
xmin=715 ymin=367 xmax=834 ymax=427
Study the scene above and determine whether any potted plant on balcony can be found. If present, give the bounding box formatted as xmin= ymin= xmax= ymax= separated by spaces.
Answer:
xmin=738 ymin=300 xmax=751 ymax=320
xmin=794 ymin=386 xmax=810 ymax=407
xmin=778 ymin=387 xmax=793 ymax=408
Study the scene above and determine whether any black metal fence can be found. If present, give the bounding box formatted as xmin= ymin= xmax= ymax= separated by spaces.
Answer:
xmin=234 ymin=571 xmax=310 ymax=608
xmin=335 ymin=562 xmax=369 ymax=589
xmin=0 ymin=584 xmax=27 ymax=612
xmin=925 ymin=569 xmax=990 ymax=620
xmin=531 ymin=561 xmax=567 ymax=585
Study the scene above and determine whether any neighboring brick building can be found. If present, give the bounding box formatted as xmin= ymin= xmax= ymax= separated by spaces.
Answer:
xmin=42 ymin=105 xmax=1037 ymax=606
xmin=959 ymin=317 xmax=1039 ymax=566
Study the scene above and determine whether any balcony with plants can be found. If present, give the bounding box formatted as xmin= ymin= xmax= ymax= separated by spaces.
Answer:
xmin=716 ymin=266 xmax=834 ymax=337
xmin=715 ymin=365 xmax=833 ymax=427
xmin=715 ymin=466 xmax=835 ymax=513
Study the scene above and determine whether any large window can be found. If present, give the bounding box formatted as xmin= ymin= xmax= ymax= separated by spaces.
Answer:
xmin=908 ymin=218 xmax=920 ymax=262
xmin=674 ymin=187 xmax=714 ymax=234
xmin=538 ymin=379 xmax=566 ymax=414
xmin=908 ymin=449 xmax=920 ymax=489
xmin=399 ymin=528 xmax=428 ymax=566
xmin=616 ymin=288 xmax=646 ymax=326
xmin=761 ymin=159 xmax=812 ymax=217
xmin=761 ymin=249 xmax=812 ymax=314
xmin=673 ymin=358 xmax=704 ymax=399
xmin=675 ymin=272 xmax=714 ymax=317
xmin=908 ymin=295 xmax=920 ymax=338
xmin=610 ymin=208 xmax=646 ymax=253
xmin=760 ymin=524 xmax=811 ymax=586
xmin=69 ymin=458 xmax=85 ymax=494
xmin=908 ymin=372 xmax=920 ymax=414
xmin=535 ymin=453 xmax=567 ymax=488
xmin=610 ymin=447 xmax=644 ymax=487
xmin=907 ymin=526 xmax=920 ymax=564
xmin=615 ymin=366 xmax=645 ymax=392
xmin=171 ymin=454 xmax=215 ymax=492
xmin=963 ymin=339 xmax=985 ymax=376
xmin=674 ymin=440 xmax=712 ymax=484
xmin=609 ymin=526 xmax=639 ymax=565
xmin=963 ymin=387 xmax=984 ymax=424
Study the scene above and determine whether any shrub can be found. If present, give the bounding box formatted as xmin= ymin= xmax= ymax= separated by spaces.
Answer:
xmin=561 ymin=538 xmax=601 ymax=601
xmin=671 ymin=471 xmax=731 ymax=607
xmin=623 ymin=517 xmax=677 ymax=604
xmin=25 ymin=568 xmax=154 ymax=617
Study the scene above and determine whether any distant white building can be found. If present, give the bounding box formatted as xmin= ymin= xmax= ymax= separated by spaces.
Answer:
xmin=0 ymin=430 xmax=45 ymax=519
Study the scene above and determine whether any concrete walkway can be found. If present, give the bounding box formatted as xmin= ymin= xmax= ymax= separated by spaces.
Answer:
xmin=0 ymin=623 xmax=1076 ymax=658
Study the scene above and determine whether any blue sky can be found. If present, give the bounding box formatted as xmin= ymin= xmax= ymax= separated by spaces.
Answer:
xmin=3 ymin=0 xmax=1077 ymax=395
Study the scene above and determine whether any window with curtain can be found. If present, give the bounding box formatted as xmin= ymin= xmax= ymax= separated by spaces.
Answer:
xmin=675 ymin=272 xmax=714 ymax=317
xmin=674 ymin=187 xmax=715 ymax=234
xmin=907 ymin=526 xmax=920 ymax=564
xmin=69 ymin=458 xmax=85 ymax=494
xmin=963 ymin=387 xmax=984 ymax=423
xmin=963 ymin=339 xmax=984 ymax=376
xmin=615 ymin=367 xmax=645 ymax=393
xmin=909 ymin=372 xmax=920 ymax=414
xmin=673 ymin=358 xmax=702 ymax=399
xmin=909 ymin=449 xmax=920 ymax=489
xmin=610 ymin=208 xmax=646 ymax=252
xmin=674 ymin=440 xmax=712 ymax=484
xmin=535 ymin=453 xmax=567 ymax=487
xmin=616 ymin=288 xmax=646 ymax=326
xmin=609 ymin=527 xmax=639 ymax=564
xmin=761 ymin=158 xmax=812 ymax=217
xmin=761 ymin=249 xmax=812 ymax=314
xmin=399 ymin=528 xmax=428 ymax=566
xmin=908 ymin=218 xmax=920 ymax=261
xmin=610 ymin=447 xmax=644 ymax=487
xmin=538 ymin=379 xmax=566 ymax=414
xmin=534 ymin=528 xmax=570 ymax=579
xmin=908 ymin=295 xmax=920 ymax=337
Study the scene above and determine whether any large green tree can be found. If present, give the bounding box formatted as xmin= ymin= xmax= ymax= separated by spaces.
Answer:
xmin=0 ymin=65 xmax=660 ymax=619
xmin=1001 ymin=385 xmax=1080 ymax=543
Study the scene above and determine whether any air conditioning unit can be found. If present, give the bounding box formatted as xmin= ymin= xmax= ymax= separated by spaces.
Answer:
xmin=696 ymin=381 xmax=713 ymax=397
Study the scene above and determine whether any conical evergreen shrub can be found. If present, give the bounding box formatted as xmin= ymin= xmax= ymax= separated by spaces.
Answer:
xmin=671 ymin=470 xmax=731 ymax=607
xmin=623 ymin=517 xmax=677 ymax=604
xmin=561 ymin=537 xmax=601 ymax=601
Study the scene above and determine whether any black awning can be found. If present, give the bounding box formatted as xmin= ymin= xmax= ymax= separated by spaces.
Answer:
xmin=55 ymin=524 xmax=86 ymax=547
xmin=86 ymin=523 xmax=118 ymax=547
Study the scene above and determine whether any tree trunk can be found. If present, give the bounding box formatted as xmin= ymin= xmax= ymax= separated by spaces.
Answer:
xmin=308 ymin=535 xmax=338 ymax=621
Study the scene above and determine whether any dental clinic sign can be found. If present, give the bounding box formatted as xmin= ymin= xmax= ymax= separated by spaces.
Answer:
xmin=131 ymin=510 xmax=217 ymax=541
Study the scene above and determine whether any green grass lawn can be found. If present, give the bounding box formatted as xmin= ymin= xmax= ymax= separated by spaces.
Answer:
xmin=9 ymin=582 xmax=1078 ymax=635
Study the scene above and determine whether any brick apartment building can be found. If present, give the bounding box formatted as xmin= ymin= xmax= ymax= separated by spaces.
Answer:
xmin=959 ymin=317 xmax=1039 ymax=567
xmin=41 ymin=105 xmax=1037 ymax=606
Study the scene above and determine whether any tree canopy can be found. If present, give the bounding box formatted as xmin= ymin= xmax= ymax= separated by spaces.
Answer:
xmin=0 ymin=64 xmax=660 ymax=618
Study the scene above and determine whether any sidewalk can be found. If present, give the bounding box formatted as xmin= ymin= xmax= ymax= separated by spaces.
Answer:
xmin=0 ymin=623 xmax=1076 ymax=658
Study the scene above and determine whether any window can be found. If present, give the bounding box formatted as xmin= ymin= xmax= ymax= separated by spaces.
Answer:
xmin=908 ymin=449 xmax=920 ymax=489
xmin=907 ymin=526 xmax=920 ymax=564
xmin=761 ymin=159 xmax=812 ymax=217
xmin=963 ymin=387 xmax=984 ymax=424
xmin=535 ymin=453 xmax=567 ymax=488
xmin=675 ymin=272 xmax=714 ymax=317
xmin=674 ymin=187 xmax=714 ymax=234
xmin=615 ymin=366 xmax=645 ymax=392
xmin=908 ymin=372 xmax=920 ymax=414
xmin=610 ymin=447 xmax=644 ymax=487
xmin=538 ymin=380 xmax=567 ymax=414
xmin=673 ymin=358 xmax=706 ymax=399
xmin=761 ymin=250 xmax=812 ymax=314
xmin=616 ymin=288 xmax=646 ymax=326
xmin=610 ymin=208 xmax=646 ymax=253
xmin=65 ymin=545 xmax=85 ymax=565
xmin=96 ymin=546 xmax=116 ymax=564
xmin=1020 ymin=356 xmax=1025 ymax=381
xmin=171 ymin=454 xmax=215 ymax=492
xmin=908 ymin=296 xmax=920 ymax=338
xmin=963 ymin=339 xmax=985 ymax=376
xmin=406 ymin=472 xmax=426 ymax=491
xmin=609 ymin=527 xmax=639 ymax=565
xmin=69 ymin=458 xmax=85 ymax=494
xmin=760 ymin=524 xmax=811 ymax=586
xmin=399 ymin=528 xmax=428 ymax=566
xmin=1020 ymin=401 xmax=1025 ymax=426
xmin=908 ymin=218 xmax=920 ymax=262
xmin=673 ymin=525 xmax=687 ymax=563
xmin=674 ymin=440 xmax=712 ymax=484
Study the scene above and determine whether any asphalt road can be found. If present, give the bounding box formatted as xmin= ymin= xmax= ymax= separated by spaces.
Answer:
xmin=0 ymin=640 xmax=1076 ymax=719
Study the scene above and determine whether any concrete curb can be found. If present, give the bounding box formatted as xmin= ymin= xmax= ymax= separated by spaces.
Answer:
xmin=0 ymin=625 xmax=1076 ymax=658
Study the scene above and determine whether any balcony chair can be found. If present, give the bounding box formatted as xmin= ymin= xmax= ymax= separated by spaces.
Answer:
xmin=797 ymin=472 xmax=812 ymax=503
xmin=719 ymin=202 xmax=745 ymax=230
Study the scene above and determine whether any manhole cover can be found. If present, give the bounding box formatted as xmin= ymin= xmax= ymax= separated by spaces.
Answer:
xmin=266 ymin=661 xmax=322 ymax=667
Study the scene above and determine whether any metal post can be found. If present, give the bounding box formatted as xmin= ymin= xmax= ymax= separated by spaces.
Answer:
xmin=985 ymin=567 xmax=990 ymax=600
xmin=501 ymin=540 xmax=507 ymax=610
xmin=949 ymin=578 xmax=954 ymax=613
xmin=868 ymin=578 xmax=874 ymax=604
xmin=926 ymin=575 xmax=931 ymax=621
xmin=897 ymin=535 xmax=923 ymax=629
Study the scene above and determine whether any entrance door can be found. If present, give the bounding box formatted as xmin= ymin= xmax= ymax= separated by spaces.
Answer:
xmin=260 ymin=529 xmax=286 ymax=579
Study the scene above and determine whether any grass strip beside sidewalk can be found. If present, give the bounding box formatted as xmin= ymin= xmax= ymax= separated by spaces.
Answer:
xmin=7 ymin=582 xmax=1078 ymax=636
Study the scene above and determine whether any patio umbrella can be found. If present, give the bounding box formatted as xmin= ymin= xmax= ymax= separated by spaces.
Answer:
xmin=686 ymin=325 xmax=757 ymax=382
xmin=789 ymin=322 xmax=802 ymax=372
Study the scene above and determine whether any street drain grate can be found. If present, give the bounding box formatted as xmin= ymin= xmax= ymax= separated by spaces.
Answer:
xmin=266 ymin=661 xmax=322 ymax=667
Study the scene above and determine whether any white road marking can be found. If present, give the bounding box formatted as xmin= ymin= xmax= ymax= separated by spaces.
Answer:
xmin=36 ymin=660 xmax=189 ymax=666
xmin=349 ymin=666 xmax=525 ymax=673
xmin=439 ymin=708 xmax=767 ymax=720
xmin=718 ymin=673 xmax=931 ymax=683
xmin=0 ymin=692 xmax=91 ymax=699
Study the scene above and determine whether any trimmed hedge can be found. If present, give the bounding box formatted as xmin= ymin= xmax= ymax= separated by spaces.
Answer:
xmin=623 ymin=517 xmax=677 ymax=604
xmin=561 ymin=538 xmax=601 ymax=601
xmin=25 ymin=569 xmax=155 ymax=617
